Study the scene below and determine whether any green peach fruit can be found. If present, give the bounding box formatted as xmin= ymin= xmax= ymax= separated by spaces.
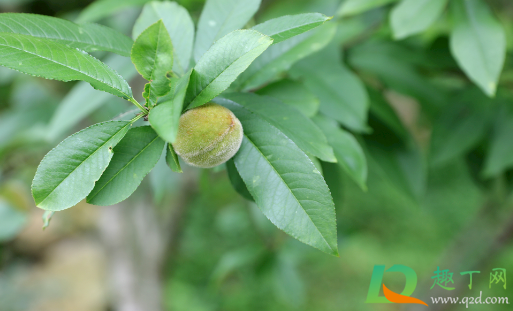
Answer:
xmin=172 ymin=103 xmax=243 ymax=168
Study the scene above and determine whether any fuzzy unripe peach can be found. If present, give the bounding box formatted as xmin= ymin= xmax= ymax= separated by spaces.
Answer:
xmin=172 ymin=103 xmax=243 ymax=168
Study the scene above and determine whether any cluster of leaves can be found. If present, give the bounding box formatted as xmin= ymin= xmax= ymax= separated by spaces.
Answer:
xmin=0 ymin=0 xmax=508 ymax=257
xmin=388 ymin=0 xmax=504 ymax=97
xmin=333 ymin=0 xmax=508 ymax=179
xmin=0 ymin=0 xmax=358 ymax=256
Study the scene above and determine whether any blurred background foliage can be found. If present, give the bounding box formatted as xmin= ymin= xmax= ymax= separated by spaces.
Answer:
xmin=1 ymin=0 xmax=513 ymax=310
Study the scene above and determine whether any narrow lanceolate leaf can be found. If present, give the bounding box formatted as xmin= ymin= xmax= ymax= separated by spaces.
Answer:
xmin=218 ymin=99 xmax=338 ymax=256
xmin=77 ymin=0 xmax=152 ymax=23
xmin=87 ymin=126 xmax=165 ymax=206
xmin=131 ymin=20 xmax=174 ymax=102
xmin=252 ymin=13 xmax=332 ymax=44
xmin=149 ymin=69 xmax=192 ymax=143
xmin=166 ymin=144 xmax=182 ymax=173
xmin=337 ymin=0 xmax=398 ymax=17
xmin=313 ymin=115 xmax=367 ymax=190
xmin=290 ymin=45 xmax=369 ymax=133
xmin=450 ymin=0 xmax=506 ymax=97
xmin=0 ymin=33 xmax=133 ymax=100
xmin=0 ymin=13 xmax=133 ymax=56
xmin=390 ymin=0 xmax=448 ymax=39
xmin=32 ymin=121 xmax=131 ymax=211
xmin=193 ymin=0 xmax=261 ymax=62
xmin=185 ymin=30 xmax=273 ymax=109
xmin=226 ymin=158 xmax=253 ymax=201
xmin=237 ymin=23 xmax=336 ymax=91
xmin=133 ymin=1 xmax=194 ymax=75
xmin=219 ymin=93 xmax=336 ymax=163
xmin=255 ymin=79 xmax=319 ymax=117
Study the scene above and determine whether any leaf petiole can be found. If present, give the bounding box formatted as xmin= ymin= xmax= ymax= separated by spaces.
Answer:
xmin=129 ymin=97 xmax=149 ymax=114
xmin=130 ymin=113 xmax=145 ymax=124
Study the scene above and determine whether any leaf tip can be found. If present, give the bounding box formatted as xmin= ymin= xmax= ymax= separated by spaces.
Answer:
xmin=331 ymin=248 xmax=340 ymax=257
xmin=359 ymin=183 xmax=368 ymax=192
xmin=392 ymin=30 xmax=407 ymax=41
xmin=486 ymin=81 xmax=497 ymax=97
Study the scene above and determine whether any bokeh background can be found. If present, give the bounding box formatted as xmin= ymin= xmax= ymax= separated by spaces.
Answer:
xmin=1 ymin=0 xmax=513 ymax=310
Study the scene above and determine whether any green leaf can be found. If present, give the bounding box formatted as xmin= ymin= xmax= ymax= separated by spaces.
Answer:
xmin=32 ymin=121 xmax=132 ymax=211
xmin=237 ymin=22 xmax=336 ymax=91
xmin=337 ymin=0 xmax=398 ymax=17
xmin=133 ymin=1 xmax=194 ymax=75
xmin=0 ymin=13 xmax=133 ymax=56
xmin=430 ymin=96 xmax=491 ymax=166
xmin=367 ymin=88 xmax=409 ymax=140
xmin=46 ymin=55 xmax=138 ymax=141
xmin=142 ymin=83 xmax=157 ymax=106
xmin=366 ymin=142 xmax=425 ymax=202
xmin=77 ymin=0 xmax=152 ymax=23
xmin=166 ymin=143 xmax=182 ymax=173
xmin=131 ymin=20 xmax=173 ymax=83
xmin=257 ymin=0 xmax=338 ymax=20
xmin=334 ymin=13 xmax=378 ymax=45
xmin=483 ymin=108 xmax=513 ymax=177
xmin=390 ymin=0 xmax=448 ymax=40
xmin=193 ymin=0 xmax=261 ymax=62
xmin=290 ymin=44 xmax=369 ymax=133
xmin=0 ymin=33 xmax=133 ymax=100
xmin=226 ymin=158 xmax=253 ymax=201
xmin=348 ymin=39 xmax=446 ymax=108
xmin=252 ymin=13 xmax=332 ymax=44
xmin=131 ymin=20 xmax=174 ymax=102
xmin=149 ymin=69 xmax=192 ymax=143
xmin=87 ymin=126 xmax=165 ymax=206
xmin=313 ymin=115 xmax=367 ymax=190
xmin=185 ymin=30 xmax=273 ymax=109
xmin=308 ymin=154 xmax=324 ymax=175
xmin=449 ymin=0 xmax=506 ymax=97
xmin=255 ymin=79 xmax=319 ymax=117
xmin=218 ymin=99 xmax=338 ymax=256
xmin=219 ymin=93 xmax=336 ymax=162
